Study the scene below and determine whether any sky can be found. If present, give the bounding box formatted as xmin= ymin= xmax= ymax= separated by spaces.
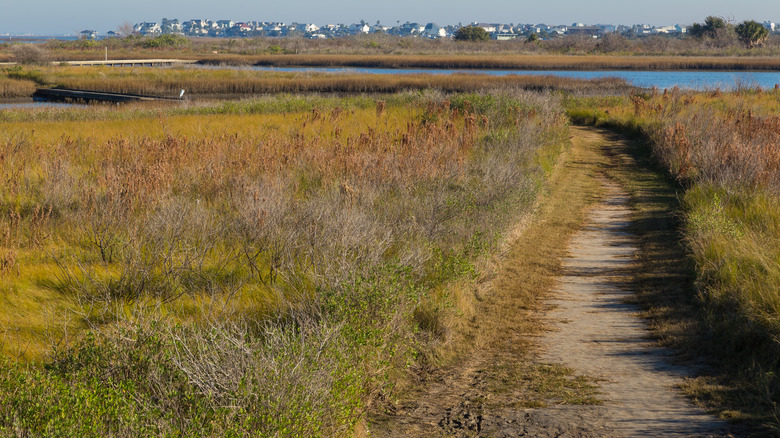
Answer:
xmin=1 ymin=0 xmax=778 ymax=35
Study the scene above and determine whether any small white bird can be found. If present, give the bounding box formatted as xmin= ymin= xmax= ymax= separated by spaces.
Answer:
xmin=179 ymin=89 xmax=186 ymax=98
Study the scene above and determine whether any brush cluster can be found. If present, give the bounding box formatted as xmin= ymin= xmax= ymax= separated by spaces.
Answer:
xmin=0 ymin=91 xmax=567 ymax=435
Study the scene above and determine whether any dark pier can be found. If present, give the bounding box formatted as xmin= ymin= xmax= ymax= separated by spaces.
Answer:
xmin=32 ymin=88 xmax=183 ymax=104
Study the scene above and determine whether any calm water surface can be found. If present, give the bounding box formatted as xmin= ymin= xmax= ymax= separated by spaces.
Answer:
xmin=0 ymin=102 xmax=88 ymax=109
xmin=252 ymin=66 xmax=780 ymax=90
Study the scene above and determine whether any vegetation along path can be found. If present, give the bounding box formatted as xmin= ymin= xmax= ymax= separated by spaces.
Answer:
xmin=371 ymin=126 xmax=739 ymax=436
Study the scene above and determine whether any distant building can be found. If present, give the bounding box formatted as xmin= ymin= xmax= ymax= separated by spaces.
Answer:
xmin=126 ymin=16 xmax=736 ymax=40
xmin=80 ymin=30 xmax=97 ymax=39
xmin=475 ymin=22 xmax=498 ymax=33
xmin=215 ymin=20 xmax=234 ymax=30
xmin=423 ymin=23 xmax=446 ymax=38
xmin=134 ymin=22 xmax=161 ymax=35
xmin=161 ymin=18 xmax=183 ymax=35
xmin=566 ymin=26 xmax=601 ymax=36
xmin=349 ymin=23 xmax=370 ymax=33
xmin=495 ymin=32 xmax=520 ymax=40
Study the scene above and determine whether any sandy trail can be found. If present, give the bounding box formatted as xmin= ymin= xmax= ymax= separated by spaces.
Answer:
xmin=534 ymin=177 xmax=731 ymax=437
xmin=370 ymin=127 xmax=737 ymax=437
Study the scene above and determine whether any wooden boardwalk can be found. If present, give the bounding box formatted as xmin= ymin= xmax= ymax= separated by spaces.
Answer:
xmin=0 ymin=59 xmax=197 ymax=67
xmin=56 ymin=59 xmax=197 ymax=67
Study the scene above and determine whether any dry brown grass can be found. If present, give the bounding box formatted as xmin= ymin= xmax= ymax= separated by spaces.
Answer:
xmin=0 ymin=91 xmax=572 ymax=435
xmin=370 ymin=122 xmax=608 ymax=436
xmin=4 ymin=33 xmax=780 ymax=63
xmin=0 ymin=65 xmax=632 ymax=99
xmin=0 ymin=77 xmax=36 ymax=98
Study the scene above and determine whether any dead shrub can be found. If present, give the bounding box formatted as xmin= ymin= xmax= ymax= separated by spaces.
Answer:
xmin=11 ymin=44 xmax=49 ymax=65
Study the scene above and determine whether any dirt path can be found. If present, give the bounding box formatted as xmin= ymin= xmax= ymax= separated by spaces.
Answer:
xmin=534 ymin=176 xmax=730 ymax=437
xmin=369 ymin=127 xmax=737 ymax=437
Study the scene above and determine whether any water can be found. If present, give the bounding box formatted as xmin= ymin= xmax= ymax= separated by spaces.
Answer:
xmin=0 ymin=102 xmax=88 ymax=110
xmin=1 ymin=35 xmax=79 ymax=43
xmin=251 ymin=66 xmax=780 ymax=90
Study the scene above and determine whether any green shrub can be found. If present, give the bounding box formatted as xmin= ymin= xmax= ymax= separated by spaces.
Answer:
xmin=142 ymin=34 xmax=189 ymax=49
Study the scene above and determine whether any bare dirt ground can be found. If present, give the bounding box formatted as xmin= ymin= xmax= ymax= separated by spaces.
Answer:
xmin=370 ymin=127 xmax=742 ymax=437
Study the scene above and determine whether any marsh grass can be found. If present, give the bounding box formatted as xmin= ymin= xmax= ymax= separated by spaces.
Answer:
xmin=0 ymin=90 xmax=568 ymax=435
xmin=0 ymin=77 xmax=36 ymax=98
xmin=4 ymin=34 xmax=780 ymax=63
xmin=1 ymin=65 xmax=632 ymax=99
xmin=206 ymin=53 xmax=780 ymax=71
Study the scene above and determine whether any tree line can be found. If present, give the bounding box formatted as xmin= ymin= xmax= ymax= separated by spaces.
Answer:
xmin=454 ymin=17 xmax=771 ymax=49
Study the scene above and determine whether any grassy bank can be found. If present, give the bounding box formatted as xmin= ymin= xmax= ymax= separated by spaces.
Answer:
xmin=567 ymin=89 xmax=780 ymax=432
xmin=202 ymin=53 xmax=780 ymax=71
xmin=0 ymin=65 xmax=631 ymax=100
xmin=0 ymin=91 xmax=568 ymax=435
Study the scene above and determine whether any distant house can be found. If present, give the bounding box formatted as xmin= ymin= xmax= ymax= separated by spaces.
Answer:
xmin=566 ymin=26 xmax=601 ymax=36
xmin=495 ymin=32 xmax=519 ymax=40
xmin=234 ymin=22 xmax=254 ymax=34
xmin=423 ymin=23 xmax=446 ymax=38
xmin=161 ymin=18 xmax=183 ymax=35
xmin=215 ymin=20 xmax=235 ymax=30
xmin=653 ymin=26 xmax=679 ymax=34
xmin=134 ymin=22 xmax=161 ymax=35
xmin=475 ymin=23 xmax=498 ymax=33
xmin=106 ymin=31 xmax=118 ymax=38
xmin=183 ymin=19 xmax=210 ymax=36
xmin=349 ymin=23 xmax=370 ymax=34
xmin=80 ymin=30 xmax=97 ymax=40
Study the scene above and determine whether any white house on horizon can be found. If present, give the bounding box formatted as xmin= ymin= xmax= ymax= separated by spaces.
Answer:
xmin=423 ymin=23 xmax=447 ymax=38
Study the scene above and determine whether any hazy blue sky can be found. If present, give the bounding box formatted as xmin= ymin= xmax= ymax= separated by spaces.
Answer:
xmin=2 ymin=0 xmax=778 ymax=35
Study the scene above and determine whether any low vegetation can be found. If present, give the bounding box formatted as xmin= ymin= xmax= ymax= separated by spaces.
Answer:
xmin=568 ymin=88 xmax=780 ymax=431
xmin=202 ymin=53 xmax=780 ymax=71
xmin=0 ymin=77 xmax=36 ymax=98
xmin=2 ymin=31 xmax=780 ymax=64
xmin=0 ymin=90 xmax=568 ymax=435
xmin=453 ymin=26 xmax=491 ymax=42
xmin=0 ymin=65 xmax=631 ymax=99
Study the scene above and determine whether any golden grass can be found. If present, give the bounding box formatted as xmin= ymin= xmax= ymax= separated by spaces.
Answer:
xmin=0 ymin=97 xmax=496 ymax=359
xmin=0 ymin=91 xmax=573 ymax=435
xmin=0 ymin=78 xmax=36 ymax=98
xmin=1 ymin=65 xmax=631 ymax=99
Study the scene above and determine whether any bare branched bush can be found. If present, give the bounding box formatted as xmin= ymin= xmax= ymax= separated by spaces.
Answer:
xmin=596 ymin=33 xmax=631 ymax=53
xmin=11 ymin=44 xmax=49 ymax=65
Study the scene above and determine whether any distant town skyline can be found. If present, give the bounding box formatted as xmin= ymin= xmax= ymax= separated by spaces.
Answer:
xmin=1 ymin=0 xmax=778 ymax=35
